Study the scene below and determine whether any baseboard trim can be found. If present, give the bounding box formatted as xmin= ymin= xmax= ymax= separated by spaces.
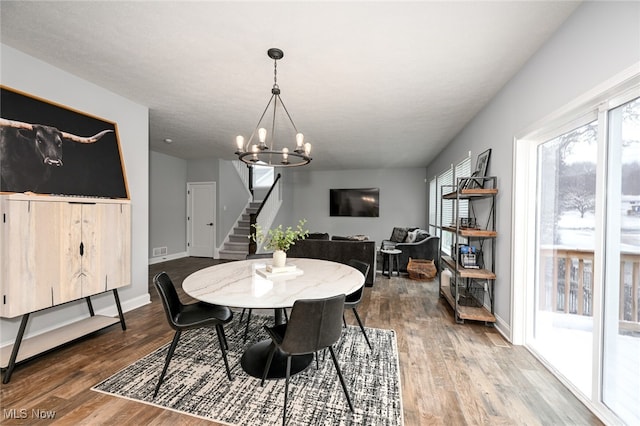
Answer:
xmin=95 ymin=294 xmax=151 ymax=318
xmin=148 ymin=251 xmax=188 ymax=265
xmin=494 ymin=313 xmax=512 ymax=344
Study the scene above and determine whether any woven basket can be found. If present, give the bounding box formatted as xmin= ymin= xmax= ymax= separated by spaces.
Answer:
xmin=407 ymin=258 xmax=437 ymax=280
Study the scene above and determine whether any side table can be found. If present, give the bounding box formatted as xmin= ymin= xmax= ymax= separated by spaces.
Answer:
xmin=381 ymin=248 xmax=402 ymax=278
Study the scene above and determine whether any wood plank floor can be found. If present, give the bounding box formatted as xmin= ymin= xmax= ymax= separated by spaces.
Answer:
xmin=0 ymin=257 xmax=602 ymax=425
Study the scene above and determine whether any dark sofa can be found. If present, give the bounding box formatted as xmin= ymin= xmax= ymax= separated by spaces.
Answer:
xmin=382 ymin=227 xmax=439 ymax=273
xmin=287 ymin=238 xmax=376 ymax=286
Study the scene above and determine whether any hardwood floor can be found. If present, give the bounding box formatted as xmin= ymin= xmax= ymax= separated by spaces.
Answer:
xmin=0 ymin=257 xmax=602 ymax=425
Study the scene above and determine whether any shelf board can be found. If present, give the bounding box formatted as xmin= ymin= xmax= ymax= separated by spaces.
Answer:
xmin=440 ymin=284 xmax=496 ymax=323
xmin=443 ymin=188 xmax=498 ymax=200
xmin=0 ymin=315 xmax=121 ymax=368
xmin=442 ymin=226 xmax=497 ymax=238
xmin=441 ymin=256 xmax=496 ymax=279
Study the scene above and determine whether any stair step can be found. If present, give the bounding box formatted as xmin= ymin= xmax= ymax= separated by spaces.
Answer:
xmin=219 ymin=250 xmax=248 ymax=261
xmin=246 ymin=207 xmax=258 ymax=214
xmin=230 ymin=234 xmax=249 ymax=243
xmin=238 ymin=220 xmax=250 ymax=228
xmin=234 ymin=227 xmax=250 ymax=236
xmin=224 ymin=241 xmax=248 ymax=251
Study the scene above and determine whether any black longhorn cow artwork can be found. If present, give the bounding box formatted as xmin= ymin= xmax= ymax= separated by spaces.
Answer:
xmin=0 ymin=86 xmax=128 ymax=198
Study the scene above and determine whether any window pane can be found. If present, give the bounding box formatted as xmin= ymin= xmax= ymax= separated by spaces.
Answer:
xmin=533 ymin=120 xmax=597 ymax=396
xmin=252 ymin=165 xmax=274 ymax=188
xmin=602 ymin=97 xmax=640 ymax=425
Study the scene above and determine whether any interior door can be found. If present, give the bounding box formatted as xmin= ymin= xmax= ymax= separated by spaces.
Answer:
xmin=187 ymin=182 xmax=216 ymax=257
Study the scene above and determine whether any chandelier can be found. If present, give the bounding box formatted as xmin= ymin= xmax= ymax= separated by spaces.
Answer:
xmin=234 ymin=48 xmax=311 ymax=167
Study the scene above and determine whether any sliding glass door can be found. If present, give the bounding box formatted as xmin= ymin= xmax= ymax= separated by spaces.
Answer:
xmin=524 ymin=89 xmax=639 ymax=424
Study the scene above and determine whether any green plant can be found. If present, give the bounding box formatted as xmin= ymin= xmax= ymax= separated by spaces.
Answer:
xmin=251 ymin=219 xmax=309 ymax=252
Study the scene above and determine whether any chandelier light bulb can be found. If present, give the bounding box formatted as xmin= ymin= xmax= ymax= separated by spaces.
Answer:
xmin=296 ymin=132 xmax=304 ymax=148
xmin=235 ymin=135 xmax=245 ymax=151
xmin=282 ymin=147 xmax=289 ymax=159
xmin=304 ymin=142 xmax=312 ymax=156
xmin=258 ymin=127 xmax=267 ymax=144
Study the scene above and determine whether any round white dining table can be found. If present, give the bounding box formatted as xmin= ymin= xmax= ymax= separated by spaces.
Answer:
xmin=182 ymin=257 xmax=365 ymax=379
xmin=182 ymin=257 xmax=364 ymax=309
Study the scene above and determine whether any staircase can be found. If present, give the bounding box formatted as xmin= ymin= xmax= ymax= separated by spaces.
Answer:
xmin=218 ymin=201 xmax=261 ymax=260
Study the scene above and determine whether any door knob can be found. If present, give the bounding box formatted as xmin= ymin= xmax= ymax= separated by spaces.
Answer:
xmin=206 ymin=223 xmax=214 ymax=226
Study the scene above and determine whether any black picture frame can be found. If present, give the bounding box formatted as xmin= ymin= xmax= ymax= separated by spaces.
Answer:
xmin=475 ymin=148 xmax=491 ymax=177
xmin=0 ymin=86 xmax=129 ymax=198
xmin=469 ymin=149 xmax=491 ymax=189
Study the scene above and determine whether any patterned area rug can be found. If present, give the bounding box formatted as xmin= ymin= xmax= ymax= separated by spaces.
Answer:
xmin=92 ymin=314 xmax=402 ymax=425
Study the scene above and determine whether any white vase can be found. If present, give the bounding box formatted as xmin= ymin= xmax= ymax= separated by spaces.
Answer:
xmin=273 ymin=250 xmax=287 ymax=268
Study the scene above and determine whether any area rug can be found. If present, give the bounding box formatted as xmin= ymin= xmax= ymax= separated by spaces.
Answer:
xmin=92 ymin=314 xmax=403 ymax=425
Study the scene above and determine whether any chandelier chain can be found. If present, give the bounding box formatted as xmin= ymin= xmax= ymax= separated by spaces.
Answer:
xmin=273 ymin=59 xmax=278 ymax=89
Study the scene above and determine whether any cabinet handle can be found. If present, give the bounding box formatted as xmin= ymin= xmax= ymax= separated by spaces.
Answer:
xmin=80 ymin=242 xmax=84 ymax=256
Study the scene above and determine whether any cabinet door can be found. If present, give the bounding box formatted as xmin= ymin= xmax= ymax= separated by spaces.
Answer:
xmin=81 ymin=202 xmax=131 ymax=296
xmin=0 ymin=200 xmax=63 ymax=317
xmin=100 ymin=203 xmax=131 ymax=290
xmin=56 ymin=203 xmax=84 ymax=304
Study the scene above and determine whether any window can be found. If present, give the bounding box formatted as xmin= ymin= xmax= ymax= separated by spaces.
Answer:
xmin=252 ymin=165 xmax=274 ymax=188
xmin=429 ymin=154 xmax=471 ymax=255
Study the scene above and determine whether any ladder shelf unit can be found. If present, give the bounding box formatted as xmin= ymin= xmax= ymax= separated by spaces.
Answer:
xmin=439 ymin=176 xmax=497 ymax=324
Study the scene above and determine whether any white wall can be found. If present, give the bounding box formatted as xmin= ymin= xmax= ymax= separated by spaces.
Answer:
xmin=425 ymin=1 xmax=640 ymax=337
xmin=0 ymin=44 xmax=150 ymax=345
xmin=288 ymin=168 xmax=428 ymax=244
xmin=149 ymin=151 xmax=187 ymax=259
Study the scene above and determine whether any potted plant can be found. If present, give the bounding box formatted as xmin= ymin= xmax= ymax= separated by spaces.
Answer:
xmin=251 ymin=219 xmax=309 ymax=267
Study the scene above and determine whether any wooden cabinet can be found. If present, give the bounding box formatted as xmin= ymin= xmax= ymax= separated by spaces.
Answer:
xmin=439 ymin=177 xmax=497 ymax=324
xmin=1 ymin=196 xmax=131 ymax=317
xmin=0 ymin=194 xmax=130 ymax=382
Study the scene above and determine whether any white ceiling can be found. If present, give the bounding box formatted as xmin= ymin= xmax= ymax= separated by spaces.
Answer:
xmin=0 ymin=1 xmax=580 ymax=170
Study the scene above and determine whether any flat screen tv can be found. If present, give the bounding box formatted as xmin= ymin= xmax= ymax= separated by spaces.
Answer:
xmin=330 ymin=188 xmax=379 ymax=217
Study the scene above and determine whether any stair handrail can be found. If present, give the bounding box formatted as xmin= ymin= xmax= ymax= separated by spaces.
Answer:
xmin=249 ymin=173 xmax=282 ymax=254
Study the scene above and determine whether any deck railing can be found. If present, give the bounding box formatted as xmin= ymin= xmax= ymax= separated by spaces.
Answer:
xmin=538 ymin=248 xmax=640 ymax=332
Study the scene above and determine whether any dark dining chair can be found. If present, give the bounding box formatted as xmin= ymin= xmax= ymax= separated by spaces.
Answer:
xmin=346 ymin=259 xmax=373 ymax=350
xmin=262 ymin=294 xmax=354 ymax=425
xmin=152 ymin=272 xmax=233 ymax=398
xmin=242 ymin=253 xmax=288 ymax=342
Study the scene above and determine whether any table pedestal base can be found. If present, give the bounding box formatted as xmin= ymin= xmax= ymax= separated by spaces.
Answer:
xmin=241 ymin=340 xmax=313 ymax=379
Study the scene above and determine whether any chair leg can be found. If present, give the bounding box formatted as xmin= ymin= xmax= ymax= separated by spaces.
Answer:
xmin=243 ymin=309 xmax=253 ymax=342
xmin=216 ymin=324 xmax=233 ymax=381
xmin=283 ymin=356 xmax=292 ymax=426
xmin=221 ymin=325 xmax=229 ymax=351
xmin=352 ymin=308 xmax=372 ymax=351
xmin=328 ymin=346 xmax=354 ymax=412
xmin=154 ymin=330 xmax=181 ymax=398
xmin=261 ymin=342 xmax=277 ymax=386
xmin=240 ymin=308 xmax=246 ymax=322
xmin=342 ymin=313 xmax=347 ymax=327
